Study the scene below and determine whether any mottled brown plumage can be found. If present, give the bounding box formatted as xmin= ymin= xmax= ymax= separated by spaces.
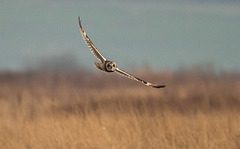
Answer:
xmin=78 ymin=17 xmax=165 ymax=88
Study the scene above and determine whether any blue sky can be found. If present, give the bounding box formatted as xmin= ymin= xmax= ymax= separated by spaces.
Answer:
xmin=1 ymin=0 xmax=240 ymax=72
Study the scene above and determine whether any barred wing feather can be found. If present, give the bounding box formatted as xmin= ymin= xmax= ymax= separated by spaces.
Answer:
xmin=115 ymin=68 xmax=165 ymax=88
xmin=78 ymin=17 xmax=106 ymax=63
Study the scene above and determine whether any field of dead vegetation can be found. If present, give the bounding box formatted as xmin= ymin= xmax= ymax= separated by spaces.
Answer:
xmin=0 ymin=71 xmax=240 ymax=149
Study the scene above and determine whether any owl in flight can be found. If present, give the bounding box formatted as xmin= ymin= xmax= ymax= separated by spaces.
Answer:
xmin=78 ymin=17 xmax=165 ymax=88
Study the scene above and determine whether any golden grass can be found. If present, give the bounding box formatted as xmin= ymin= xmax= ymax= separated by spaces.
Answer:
xmin=0 ymin=71 xmax=240 ymax=149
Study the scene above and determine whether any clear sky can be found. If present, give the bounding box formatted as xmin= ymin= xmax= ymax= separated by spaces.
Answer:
xmin=1 ymin=0 xmax=240 ymax=72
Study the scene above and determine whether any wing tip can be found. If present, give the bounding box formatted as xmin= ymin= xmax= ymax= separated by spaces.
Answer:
xmin=152 ymin=85 xmax=166 ymax=88
xmin=78 ymin=16 xmax=85 ymax=33
xmin=78 ymin=16 xmax=82 ymax=27
xmin=146 ymin=82 xmax=166 ymax=89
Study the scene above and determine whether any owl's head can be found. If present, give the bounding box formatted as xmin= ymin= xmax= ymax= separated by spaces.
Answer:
xmin=105 ymin=61 xmax=117 ymax=72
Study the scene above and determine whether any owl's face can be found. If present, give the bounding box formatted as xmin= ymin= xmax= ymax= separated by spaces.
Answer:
xmin=106 ymin=61 xmax=117 ymax=72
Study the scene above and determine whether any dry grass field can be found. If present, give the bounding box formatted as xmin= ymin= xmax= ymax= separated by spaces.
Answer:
xmin=0 ymin=70 xmax=240 ymax=149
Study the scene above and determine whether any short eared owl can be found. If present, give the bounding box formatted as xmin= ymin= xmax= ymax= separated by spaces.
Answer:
xmin=78 ymin=17 xmax=165 ymax=88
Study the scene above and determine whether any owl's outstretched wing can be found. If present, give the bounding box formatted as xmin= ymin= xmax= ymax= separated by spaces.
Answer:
xmin=78 ymin=17 xmax=106 ymax=63
xmin=115 ymin=68 xmax=166 ymax=88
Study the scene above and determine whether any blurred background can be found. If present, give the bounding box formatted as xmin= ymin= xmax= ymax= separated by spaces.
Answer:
xmin=1 ymin=0 xmax=240 ymax=73
xmin=1 ymin=1 xmax=240 ymax=148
